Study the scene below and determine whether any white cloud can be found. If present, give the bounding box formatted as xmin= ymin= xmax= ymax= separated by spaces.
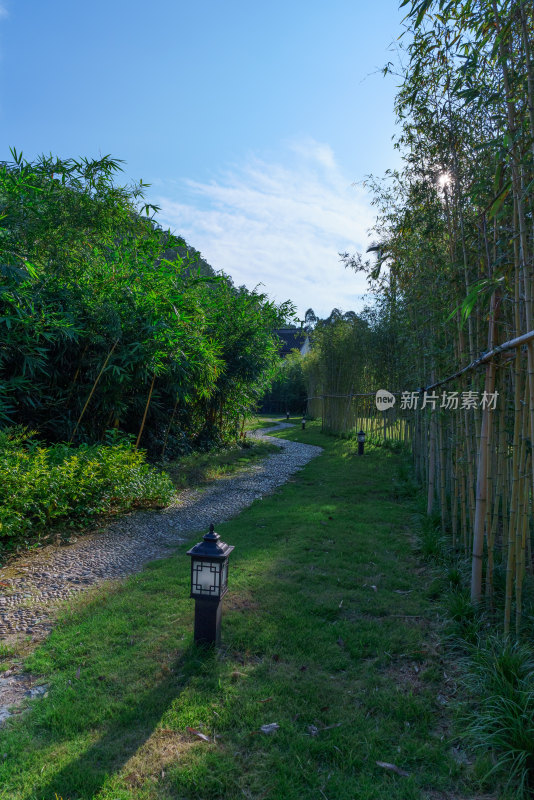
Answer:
xmin=288 ymin=138 xmax=337 ymax=171
xmin=154 ymin=139 xmax=375 ymax=318
xmin=0 ymin=3 xmax=8 ymax=19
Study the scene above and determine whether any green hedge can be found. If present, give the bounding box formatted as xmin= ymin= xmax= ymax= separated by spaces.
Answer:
xmin=0 ymin=429 xmax=173 ymax=551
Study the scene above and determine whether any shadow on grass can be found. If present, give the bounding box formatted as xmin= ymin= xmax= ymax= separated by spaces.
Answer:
xmin=24 ymin=644 xmax=217 ymax=800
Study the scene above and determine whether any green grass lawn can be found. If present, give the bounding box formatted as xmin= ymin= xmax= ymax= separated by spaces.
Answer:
xmin=0 ymin=422 xmax=482 ymax=800
xmin=163 ymin=440 xmax=279 ymax=490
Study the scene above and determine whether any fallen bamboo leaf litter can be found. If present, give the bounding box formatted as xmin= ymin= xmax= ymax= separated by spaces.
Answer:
xmin=376 ymin=760 xmax=410 ymax=777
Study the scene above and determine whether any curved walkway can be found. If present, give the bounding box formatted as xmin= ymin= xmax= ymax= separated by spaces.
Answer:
xmin=0 ymin=421 xmax=320 ymax=641
xmin=0 ymin=423 xmax=321 ymax=721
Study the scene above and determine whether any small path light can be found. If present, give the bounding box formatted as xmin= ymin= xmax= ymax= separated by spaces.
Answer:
xmin=187 ymin=523 xmax=234 ymax=646
xmin=286 ymin=410 xmax=290 ymax=420
xmin=302 ymin=416 xmax=306 ymax=430
xmin=357 ymin=429 xmax=366 ymax=456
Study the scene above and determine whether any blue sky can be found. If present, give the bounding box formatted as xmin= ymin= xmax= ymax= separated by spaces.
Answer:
xmin=0 ymin=0 xmax=405 ymax=318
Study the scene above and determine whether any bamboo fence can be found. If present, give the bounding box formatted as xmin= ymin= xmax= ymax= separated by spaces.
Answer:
xmin=307 ymin=329 xmax=534 ymax=635
xmin=307 ymin=393 xmax=413 ymax=445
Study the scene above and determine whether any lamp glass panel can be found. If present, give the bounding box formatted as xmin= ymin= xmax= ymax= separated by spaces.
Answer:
xmin=192 ymin=559 xmax=221 ymax=598
xmin=221 ymin=559 xmax=228 ymax=592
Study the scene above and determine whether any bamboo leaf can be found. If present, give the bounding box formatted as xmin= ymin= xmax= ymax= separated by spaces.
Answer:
xmin=487 ymin=181 xmax=511 ymax=220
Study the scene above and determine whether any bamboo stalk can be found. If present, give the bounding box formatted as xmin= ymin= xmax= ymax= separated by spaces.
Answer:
xmin=504 ymin=351 xmax=522 ymax=634
xmin=464 ymin=402 xmax=476 ymax=551
xmin=438 ymin=412 xmax=447 ymax=534
xmin=486 ymin=397 xmax=504 ymax=604
xmin=161 ymin=393 xmax=180 ymax=459
xmin=427 ymin=410 xmax=436 ymax=516
xmin=515 ymin=377 xmax=530 ymax=634
xmin=471 ymin=291 xmax=498 ymax=603
xmin=135 ymin=373 xmax=156 ymax=450
xmin=69 ymin=339 xmax=119 ymax=443
xmin=452 ymin=462 xmax=458 ymax=550
xmin=65 ymin=343 xmax=89 ymax=406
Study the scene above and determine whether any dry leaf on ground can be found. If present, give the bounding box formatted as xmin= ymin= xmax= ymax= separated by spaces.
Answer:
xmin=260 ymin=723 xmax=280 ymax=734
xmin=376 ymin=760 xmax=409 ymax=777
xmin=186 ymin=727 xmax=210 ymax=743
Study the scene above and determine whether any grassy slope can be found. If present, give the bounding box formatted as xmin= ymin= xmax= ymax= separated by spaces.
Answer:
xmin=0 ymin=421 xmax=479 ymax=800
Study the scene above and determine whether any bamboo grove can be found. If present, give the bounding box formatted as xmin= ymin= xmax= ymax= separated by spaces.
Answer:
xmin=0 ymin=151 xmax=292 ymax=458
xmin=304 ymin=0 xmax=534 ymax=636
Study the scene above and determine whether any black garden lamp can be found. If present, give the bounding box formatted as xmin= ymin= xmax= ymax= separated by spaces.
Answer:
xmin=286 ymin=410 xmax=290 ymax=420
xmin=187 ymin=523 xmax=234 ymax=646
xmin=302 ymin=416 xmax=306 ymax=430
xmin=357 ymin=429 xmax=366 ymax=456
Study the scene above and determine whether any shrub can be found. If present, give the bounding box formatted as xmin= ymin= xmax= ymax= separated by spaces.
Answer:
xmin=0 ymin=428 xmax=173 ymax=554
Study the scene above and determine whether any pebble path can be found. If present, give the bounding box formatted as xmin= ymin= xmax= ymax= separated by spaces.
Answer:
xmin=0 ymin=423 xmax=322 ymax=721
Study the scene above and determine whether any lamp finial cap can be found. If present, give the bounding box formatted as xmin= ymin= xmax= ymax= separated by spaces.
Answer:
xmin=203 ymin=523 xmax=220 ymax=543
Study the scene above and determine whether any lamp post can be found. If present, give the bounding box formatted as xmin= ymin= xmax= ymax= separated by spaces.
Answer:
xmin=357 ymin=429 xmax=366 ymax=456
xmin=187 ymin=523 xmax=234 ymax=646
xmin=286 ymin=410 xmax=290 ymax=421
xmin=302 ymin=416 xmax=306 ymax=430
